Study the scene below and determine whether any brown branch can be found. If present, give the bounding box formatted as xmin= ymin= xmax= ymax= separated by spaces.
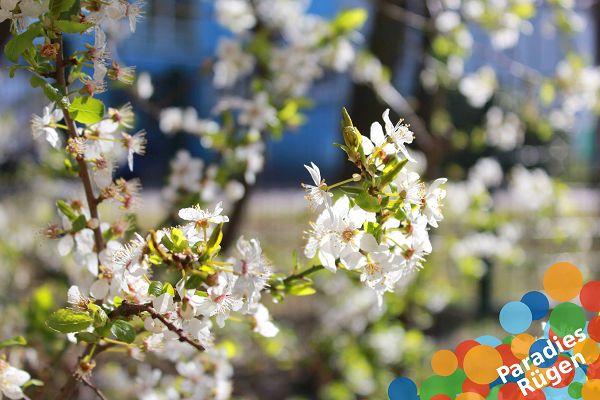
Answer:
xmin=54 ymin=35 xmax=105 ymax=253
xmin=81 ymin=377 xmax=108 ymax=400
xmin=109 ymin=302 xmax=206 ymax=352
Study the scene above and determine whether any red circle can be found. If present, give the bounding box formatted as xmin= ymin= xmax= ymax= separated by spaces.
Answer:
xmin=497 ymin=344 xmax=521 ymax=366
xmin=589 ymin=316 xmax=600 ymax=342
xmin=580 ymin=281 xmax=600 ymax=311
xmin=499 ymin=383 xmax=521 ymax=400
xmin=431 ymin=395 xmax=452 ymax=400
xmin=550 ymin=355 xmax=576 ymax=388
xmin=456 ymin=340 xmax=479 ymax=368
xmin=588 ymin=358 xmax=600 ymax=379
xmin=462 ymin=379 xmax=490 ymax=397
xmin=522 ymin=389 xmax=546 ymax=400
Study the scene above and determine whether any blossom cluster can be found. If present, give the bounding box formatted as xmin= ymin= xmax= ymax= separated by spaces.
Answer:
xmin=302 ymin=109 xmax=446 ymax=304
xmin=156 ymin=0 xmax=393 ymax=215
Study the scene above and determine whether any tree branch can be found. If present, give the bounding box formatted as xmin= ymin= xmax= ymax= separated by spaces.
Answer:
xmin=81 ymin=377 xmax=108 ymax=400
xmin=109 ymin=302 xmax=206 ymax=352
xmin=54 ymin=35 xmax=105 ymax=253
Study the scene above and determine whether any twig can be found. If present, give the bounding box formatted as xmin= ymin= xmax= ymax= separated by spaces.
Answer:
xmin=81 ymin=377 xmax=108 ymax=400
xmin=282 ymin=265 xmax=324 ymax=285
xmin=109 ymin=302 xmax=206 ymax=352
xmin=54 ymin=35 xmax=105 ymax=253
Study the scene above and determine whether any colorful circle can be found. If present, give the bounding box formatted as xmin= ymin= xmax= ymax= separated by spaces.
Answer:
xmin=572 ymin=339 xmax=600 ymax=365
xmin=431 ymin=350 xmax=459 ymax=377
xmin=500 ymin=301 xmax=533 ymax=334
xmin=388 ymin=377 xmax=419 ymax=400
xmin=463 ymin=345 xmax=503 ymax=384
xmin=589 ymin=317 xmax=600 ymax=342
xmin=580 ymin=281 xmax=600 ymax=312
xmin=582 ymin=379 xmax=600 ymax=400
xmin=529 ymin=339 xmax=559 ymax=368
xmin=549 ymin=303 xmax=586 ymax=337
xmin=543 ymin=262 xmax=583 ymax=302
xmin=456 ymin=340 xmax=480 ymax=368
xmin=521 ymin=291 xmax=550 ymax=320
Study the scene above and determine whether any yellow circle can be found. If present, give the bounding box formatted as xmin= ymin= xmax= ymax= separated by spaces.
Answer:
xmin=456 ymin=393 xmax=485 ymax=400
xmin=543 ymin=262 xmax=583 ymax=301
xmin=463 ymin=345 xmax=503 ymax=384
xmin=431 ymin=349 xmax=458 ymax=376
xmin=511 ymin=333 xmax=535 ymax=359
xmin=582 ymin=379 xmax=600 ymax=400
xmin=573 ymin=339 xmax=600 ymax=365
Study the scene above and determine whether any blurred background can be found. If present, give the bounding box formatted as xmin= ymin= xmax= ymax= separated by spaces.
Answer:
xmin=1 ymin=0 xmax=600 ymax=399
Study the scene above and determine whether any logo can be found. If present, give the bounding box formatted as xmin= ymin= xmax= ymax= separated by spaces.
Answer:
xmin=388 ymin=262 xmax=600 ymax=400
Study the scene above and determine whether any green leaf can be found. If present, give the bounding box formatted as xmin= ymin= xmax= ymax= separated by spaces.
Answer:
xmin=87 ymin=303 xmax=107 ymax=327
xmin=50 ymin=0 xmax=76 ymax=15
xmin=185 ymin=274 xmax=204 ymax=290
xmin=54 ymin=20 xmax=92 ymax=34
xmin=56 ymin=200 xmax=77 ymax=221
xmin=4 ymin=24 xmax=43 ymax=63
xmin=0 ymin=336 xmax=27 ymax=349
xmin=332 ymin=8 xmax=367 ymax=33
xmin=378 ymin=157 xmax=408 ymax=188
xmin=71 ymin=214 xmax=87 ymax=232
xmin=46 ymin=308 xmax=93 ymax=333
xmin=169 ymin=228 xmax=188 ymax=252
xmin=43 ymin=83 xmax=68 ymax=106
xmin=69 ymin=96 xmax=105 ymax=125
xmin=75 ymin=332 xmax=99 ymax=343
xmin=354 ymin=192 xmax=381 ymax=212
xmin=148 ymin=281 xmax=163 ymax=297
xmin=289 ymin=283 xmax=316 ymax=296
xmin=30 ymin=75 xmax=46 ymax=88
xmin=207 ymin=223 xmax=223 ymax=255
xmin=110 ymin=320 xmax=136 ymax=344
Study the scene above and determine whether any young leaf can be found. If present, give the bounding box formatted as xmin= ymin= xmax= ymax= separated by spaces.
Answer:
xmin=50 ymin=0 xmax=76 ymax=15
xmin=4 ymin=24 xmax=43 ymax=63
xmin=54 ymin=20 xmax=92 ymax=34
xmin=0 ymin=335 xmax=27 ymax=349
xmin=332 ymin=8 xmax=368 ymax=34
xmin=69 ymin=96 xmax=105 ymax=125
xmin=46 ymin=308 xmax=93 ymax=333
xmin=148 ymin=281 xmax=163 ymax=297
xmin=110 ymin=320 xmax=136 ymax=344
xmin=56 ymin=200 xmax=77 ymax=221
xmin=378 ymin=157 xmax=408 ymax=189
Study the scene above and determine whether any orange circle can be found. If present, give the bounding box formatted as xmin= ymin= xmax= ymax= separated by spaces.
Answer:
xmin=543 ymin=262 xmax=583 ymax=301
xmin=573 ymin=339 xmax=600 ymax=365
xmin=456 ymin=393 xmax=485 ymax=400
xmin=463 ymin=345 xmax=503 ymax=384
xmin=511 ymin=334 xmax=536 ymax=359
xmin=582 ymin=379 xmax=600 ymax=400
xmin=431 ymin=349 xmax=459 ymax=376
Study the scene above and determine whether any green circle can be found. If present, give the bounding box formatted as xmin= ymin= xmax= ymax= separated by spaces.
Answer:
xmin=487 ymin=385 xmax=500 ymax=400
xmin=502 ymin=335 xmax=515 ymax=345
xmin=568 ymin=382 xmax=583 ymax=399
xmin=549 ymin=303 xmax=586 ymax=337
xmin=420 ymin=369 xmax=466 ymax=400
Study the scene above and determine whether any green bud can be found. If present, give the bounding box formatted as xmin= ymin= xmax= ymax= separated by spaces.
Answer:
xmin=341 ymin=107 xmax=354 ymax=128
xmin=343 ymin=126 xmax=362 ymax=149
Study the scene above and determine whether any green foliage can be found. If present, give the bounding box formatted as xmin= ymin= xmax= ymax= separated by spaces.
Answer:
xmin=46 ymin=308 xmax=93 ymax=333
xmin=4 ymin=23 xmax=43 ymax=63
xmin=68 ymin=96 xmax=105 ymax=125
xmin=332 ymin=8 xmax=368 ymax=34
xmin=50 ymin=0 xmax=77 ymax=15
xmin=0 ymin=336 xmax=27 ymax=349
xmin=54 ymin=20 xmax=92 ymax=34
xmin=110 ymin=320 xmax=136 ymax=343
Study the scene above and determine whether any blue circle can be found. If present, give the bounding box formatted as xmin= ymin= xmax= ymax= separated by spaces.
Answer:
xmin=388 ymin=377 xmax=418 ymax=400
xmin=476 ymin=335 xmax=502 ymax=347
xmin=521 ymin=291 xmax=549 ymax=320
xmin=529 ymin=339 xmax=559 ymax=368
xmin=499 ymin=301 xmax=532 ymax=334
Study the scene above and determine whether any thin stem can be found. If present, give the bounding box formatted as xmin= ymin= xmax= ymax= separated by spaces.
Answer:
xmin=282 ymin=265 xmax=324 ymax=285
xmin=108 ymin=302 xmax=206 ymax=352
xmin=81 ymin=377 xmax=108 ymax=400
xmin=54 ymin=35 xmax=105 ymax=254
